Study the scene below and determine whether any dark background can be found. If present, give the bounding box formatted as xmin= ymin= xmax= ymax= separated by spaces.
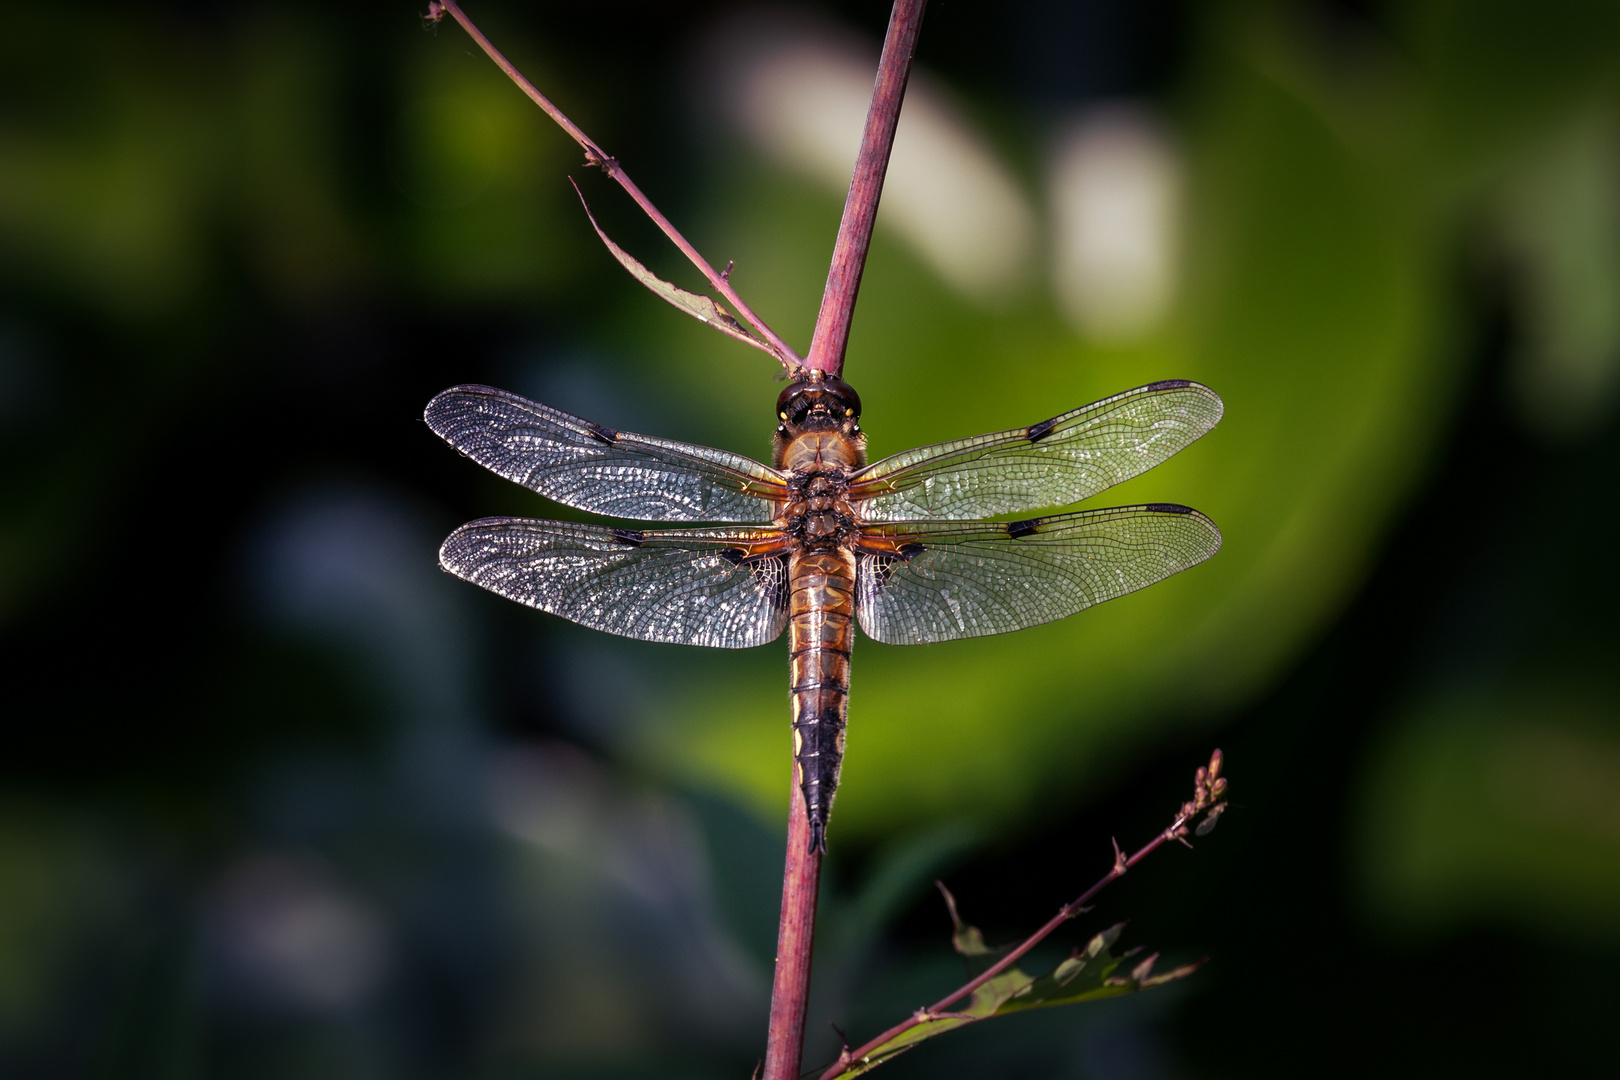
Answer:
xmin=2 ymin=2 xmax=1618 ymax=1078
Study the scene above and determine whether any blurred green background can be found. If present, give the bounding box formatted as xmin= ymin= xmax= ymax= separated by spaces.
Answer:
xmin=3 ymin=0 xmax=1618 ymax=1076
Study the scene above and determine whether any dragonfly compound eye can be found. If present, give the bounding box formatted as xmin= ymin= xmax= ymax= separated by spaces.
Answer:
xmin=821 ymin=377 xmax=861 ymax=420
xmin=777 ymin=377 xmax=862 ymax=421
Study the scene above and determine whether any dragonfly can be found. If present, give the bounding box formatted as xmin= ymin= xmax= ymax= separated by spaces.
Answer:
xmin=426 ymin=374 xmax=1223 ymax=850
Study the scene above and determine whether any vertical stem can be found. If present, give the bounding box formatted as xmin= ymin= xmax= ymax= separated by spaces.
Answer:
xmin=763 ymin=778 xmax=824 ymax=1080
xmin=764 ymin=5 xmax=925 ymax=1074
xmin=803 ymin=0 xmax=929 ymax=377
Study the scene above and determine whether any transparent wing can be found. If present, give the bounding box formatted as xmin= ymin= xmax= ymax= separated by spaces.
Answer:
xmin=849 ymin=381 xmax=1223 ymax=522
xmin=440 ymin=518 xmax=790 ymax=648
xmin=426 ymin=384 xmax=788 ymax=523
xmin=855 ymin=504 xmax=1221 ymax=645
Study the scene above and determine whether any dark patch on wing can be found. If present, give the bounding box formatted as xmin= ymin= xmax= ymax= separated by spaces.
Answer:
xmin=1144 ymin=503 xmax=1194 ymax=514
xmin=1026 ymin=416 xmax=1059 ymax=442
xmin=1144 ymin=378 xmax=1193 ymax=391
xmin=1007 ymin=518 xmax=1041 ymax=538
xmin=864 ymin=554 xmax=901 ymax=592
xmin=612 ymin=528 xmax=645 ymax=546
xmin=898 ymin=542 xmax=927 ymax=560
xmin=755 ymin=555 xmax=791 ymax=610
xmin=585 ymin=420 xmax=619 ymax=445
xmin=718 ymin=547 xmax=747 ymax=565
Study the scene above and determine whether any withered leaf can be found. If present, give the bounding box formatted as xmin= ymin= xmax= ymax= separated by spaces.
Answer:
xmin=570 ymin=180 xmax=777 ymax=358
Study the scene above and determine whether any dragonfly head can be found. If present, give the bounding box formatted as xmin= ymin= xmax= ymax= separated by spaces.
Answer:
xmin=776 ymin=374 xmax=862 ymax=436
xmin=774 ymin=373 xmax=865 ymax=470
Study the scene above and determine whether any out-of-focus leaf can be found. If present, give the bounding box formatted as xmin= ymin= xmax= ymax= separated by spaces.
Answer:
xmin=0 ymin=12 xmax=218 ymax=317
xmin=830 ymin=911 xmax=1198 ymax=1078
xmin=234 ymin=14 xmax=371 ymax=306
xmin=1396 ymin=0 xmax=1620 ymax=169
xmin=390 ymin=37 xmax=582 ymax=303
xmin=569 ymin=181 xmax=776 ymax=359
xmin=1494 ymin=102 xmax=1620 ymax=439
xmin=1357 ymin=684 xmax=1620 ymax=941
xmin=826 ymin=826 xmax=981 ymax=969
xmin=0 ymin=802 xmax=132 ymax=1039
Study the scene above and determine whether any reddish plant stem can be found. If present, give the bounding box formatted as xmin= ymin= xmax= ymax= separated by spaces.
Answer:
xmin=803 ymin=0 xmax=929 ymax=377
xmin=762 ymin=778 xmax=824 ymax=1080
xmin=820 ymin=809 xmax=1200 ymax=1080
xmin=428 ymin=0 xmax=801 ymax=368
xmin=764 ymin=4 xmax=926 ymax=1075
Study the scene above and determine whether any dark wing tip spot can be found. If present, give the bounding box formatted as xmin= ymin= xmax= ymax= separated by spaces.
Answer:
xmin=1026 ymin=417 xmax=1060 ymax=443
xmin=1007 ymin=518 xmax=1041 ymax=538
xmin=612 ymin=528 xmax=645 ymax=547
xmin=585 ymin=420 xmax=619 ymax=445
xmin=1145 ymin=378 xmax=1195 ymax=391
xmin=1144 ymin=503 xmax=1194 ymax=514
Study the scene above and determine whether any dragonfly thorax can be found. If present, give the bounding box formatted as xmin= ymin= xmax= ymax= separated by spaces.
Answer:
xmin=780 ymin=456 xmax=858 ymax=550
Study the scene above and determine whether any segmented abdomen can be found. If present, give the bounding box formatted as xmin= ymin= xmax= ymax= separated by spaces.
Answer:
xmin=787 ymin=548 xmax=855 ymax=852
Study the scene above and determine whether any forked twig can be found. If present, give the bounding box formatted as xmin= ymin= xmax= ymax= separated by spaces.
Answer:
xmin=426 ymin=0 xmax=802 ymax=369
xmin=820 ymin=751 xmax=1229 ymax=1080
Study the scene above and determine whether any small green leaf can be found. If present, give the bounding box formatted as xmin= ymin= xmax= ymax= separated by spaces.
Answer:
xmin=934 ymin=881 xmax=1005 ymax=971
xmin=829 ymin=923 xmax=1202 ymax=1077
xmin=953 ymin=922 xmax=990 ymax=958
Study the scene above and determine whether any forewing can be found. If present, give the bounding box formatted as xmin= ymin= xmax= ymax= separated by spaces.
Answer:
xmin=850 ymin=381 xmax=1223 ymax=521
xmin=426 ymin=384 xmax=787 ymax=522
xmin=856 ymin=505 xmax=1221 ymax=645
xmin=440 ymin=519 xmax=790 ymax=648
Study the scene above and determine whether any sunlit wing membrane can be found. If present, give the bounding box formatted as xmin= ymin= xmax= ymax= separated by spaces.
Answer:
xmin=440 ymin=519 xmax=790 ymax=648
xmin=425 ymin=385 xmax=788 ymax=523
xmin=854 ymin=504 xmax=1221 ymax=645
xmin=848 ymin=381 xmax=1223 ymax=522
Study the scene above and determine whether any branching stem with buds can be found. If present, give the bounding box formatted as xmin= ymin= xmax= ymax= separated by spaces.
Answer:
xmin=821 ymin=750 xmax=1228 ymax=1080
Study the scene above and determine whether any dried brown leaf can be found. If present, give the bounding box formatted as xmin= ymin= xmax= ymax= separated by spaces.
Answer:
xmin=569 ymin=179 xmax=777 ymax=357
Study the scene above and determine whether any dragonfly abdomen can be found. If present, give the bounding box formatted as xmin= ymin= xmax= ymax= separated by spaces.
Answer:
xmin=787 ymin=548 xmax=856 ymax=852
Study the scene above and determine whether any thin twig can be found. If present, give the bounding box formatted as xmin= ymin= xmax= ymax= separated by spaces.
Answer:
xmin=427 ymin=0 xmax=802 ymax=368
xmin=820 ymin=751 xmax=1227 ymax=1080
xmin=804 ymin=0 xmax=929 ymax=377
